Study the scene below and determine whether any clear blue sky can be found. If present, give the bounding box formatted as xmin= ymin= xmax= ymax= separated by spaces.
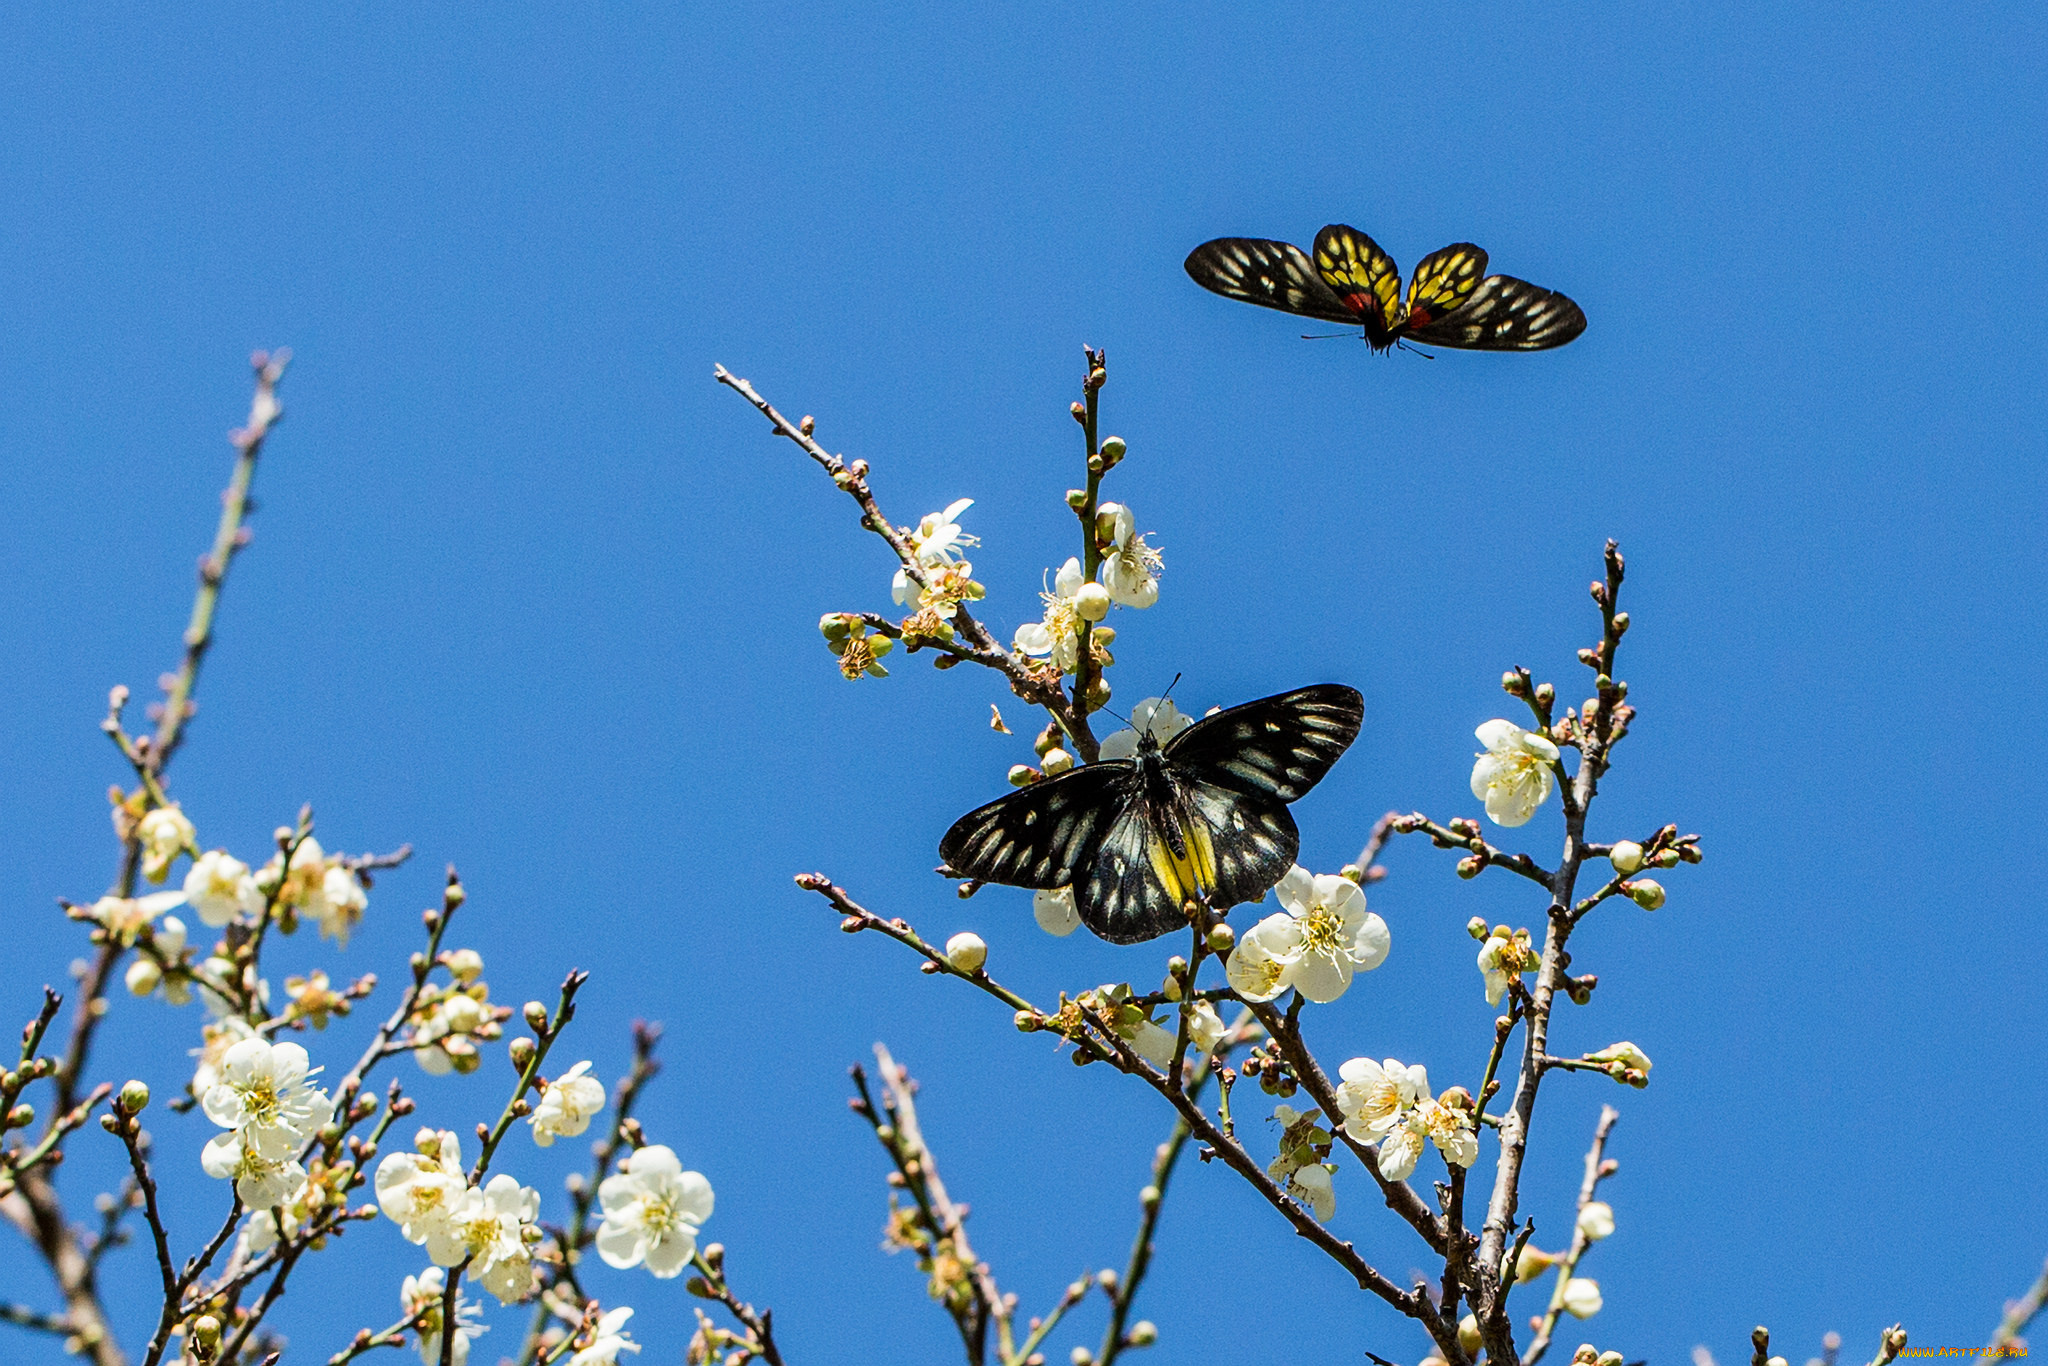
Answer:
xmin=2 ymin=4 xmax=2043 ymax=1362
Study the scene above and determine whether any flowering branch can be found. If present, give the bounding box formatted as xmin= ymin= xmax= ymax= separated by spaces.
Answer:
xmin=1522 ymin=1106 xmax=1619 ymax=1366
xmin=685 ymin=1246 xmax=786 ymax=1366
xmin=713 ymin=363 xmax=1101 ymax=759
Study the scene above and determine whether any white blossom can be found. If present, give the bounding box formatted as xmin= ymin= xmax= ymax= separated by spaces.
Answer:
xmin=1375 ymin=1111 xmax=1429 ymax=1181
xmin=1112 ymin=1012 xmax=1177 ymax=1071
xmin=1095 ymin=503 xmax=1162 ymax=608
xmin=199 ymin=1129 xmax=306 ymax=1208
xmin=191 ymin=1017 xmax=257 ymax=1095
xmin=1577 ymin=1200 xmax=1615 ymax=1241
xmin=892 ymin=498 xmax=977 ymax=605
xmin=1096 ymin=698 xmax=1191 ymax=760
xmin=1470 ymin=720 xmax=1560 ymax=827
xmin=1334 ymin=1057 xmax=1430 ymax=1139
xmin=569 ymin=1307 xmax=641 ymax=1366
xmin=1285 ymin=1162 xmax=1335 ymax=1221
xmin=137 ymin=805 xmax=196 ymax=883
xmin=1560 ymin=1275 xmax=1603 ymax=1318
xmin=1415 ymin=1096 xmax=1479 ymax=1170
xmin=1013 ymin=558 xmax=1088 ymax=673
xmin=1184 ymin=1001 xmax=1225 ymax=1055
xmin=596 ymin=1145 xmax=713 ymax=1279
xmin=1033 ymin=887 xmax=1081 ymax=937
xmin=402 ymin=1266 xmax=485 ymax=1366
xmin=307 ymin=864 xmax=368 ymax=945
xmin=1477 ymin=926 xmax=1535 ymax=1007
xmin=1272 ymin=867 xmax=1390 ymax=1002
xmin=201 ymin=1038 xmax=333 ymax=1163
xmin=377 ymin=1130 xmax=469 ymax=1244
xmin=1224 ymin=912 xmax=1303 ymax=1003
xmin=530 ymin=1062 xmax=607 ymax=1147
xmin=184 ymin=851 xmax=264 ymax=927
xmin=427 ymin=1173 xmax=539 ymax=1304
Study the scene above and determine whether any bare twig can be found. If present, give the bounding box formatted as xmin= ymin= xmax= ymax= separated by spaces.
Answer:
xmin=1992 ymin=1254 xmax=2048 ymax=1349
xmin=687 ymin=1248 xmax=787 ymax=1366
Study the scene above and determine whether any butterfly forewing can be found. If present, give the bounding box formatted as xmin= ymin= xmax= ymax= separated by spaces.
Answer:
xmin=1162 ymin=684 xmax=1365 ymax=803
xmin=1404 ymin=244 xmax=1489 ymax=329
xmin=1182 ymin=238 xmax=1358 ymax=325
xmin=1408 ymin=274 xmax=1587 ymax=351
xmin=1312 ymin=225 xmax=1405 ymax=343
xmin=938 ymin=763 xmax=1131 ymax=889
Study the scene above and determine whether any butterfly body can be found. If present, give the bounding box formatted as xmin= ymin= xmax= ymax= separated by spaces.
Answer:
xmin=938 ymin=685 xmax=1364 ymax=944
xmin=1184 ymin=223 xmax=1586 ymax=352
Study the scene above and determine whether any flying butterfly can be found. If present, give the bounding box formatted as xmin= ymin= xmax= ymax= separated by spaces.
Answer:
xmin=1184 ymin=224 xmax=1586 ymax=352
xmin=938 ymin=685 xmax=1364 ymax=945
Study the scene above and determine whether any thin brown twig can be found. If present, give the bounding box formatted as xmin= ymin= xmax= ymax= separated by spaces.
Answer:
xmin=1523 ymin=1106 xmax=1620 ymax=1366
xmin=1991 ymin=1257 xmax=2047 ymax=1350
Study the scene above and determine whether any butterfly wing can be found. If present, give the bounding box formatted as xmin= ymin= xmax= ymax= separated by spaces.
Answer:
xmin=1076 ymin=795 xmax=1205 ymax=944
xmin=1162 ymin=684 xmax=1365 ymax=804
xmin=1180 ymin=778 xmax=1301 ymax=911
xmin=1403 ymin=244 xmax=1489 ymax=331
xmin=1407 ymin=274 xmax=1587 ymax=350
xmin=938 ymin=762 xmax=1133 ymax=890
xmin=1183 ymin=237 xmax=1358 ymax=325
xmin=1312 ymin=225 xmax=1405 ymax=347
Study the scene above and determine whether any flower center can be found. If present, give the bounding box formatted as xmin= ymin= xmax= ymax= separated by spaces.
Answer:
xmin=640 ymin=1192 xmax=684 ymax=1238
xmin=1298 ymin=903 xmax=1344 ymax=959
xmin=240 ymin=1079 xmax=281 ymax=1125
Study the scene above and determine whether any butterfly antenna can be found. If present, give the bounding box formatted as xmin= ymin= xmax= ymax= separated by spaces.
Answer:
xmin=1395 ymin=339 xmax=1436 ymax=360
xmin=1160 ymin=672 xmax=1183 ymax=705
xmin=1299 ymin=331 xmax=1355 ymax=341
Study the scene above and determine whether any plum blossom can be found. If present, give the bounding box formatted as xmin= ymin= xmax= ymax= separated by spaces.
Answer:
xmin=137 ymin=805 xmax=196 ymax=882
xmin=402 ymin=1266 xmax=485 ymax=1366
xmin=1226 ymin=867 xmax=1389 ymax=1004
xmin=199 ymin=1129 xmax=306 ymax=1208
xmin=1577 ymin=1200 xmax=1615 ymax=1241
xmin=307 ymin=864 xmax=368 ymax=945
xmin=1334 ymin=1057 xmax=1430 ymax=1139
xmin=597 ymin=1145 xmax=714 ymax=1279
xmin=1096 ymin=697 xmax=1191 ymax=760
xmin=569 ymin=1307 xmax=642 ymax=1366
xmin=427 ymin=1173 xmax=540 ymax=1304
xmin=1477 ymin=925 xmax=1536 ymax=1006
xmin=1184 ymin=1000 xmax=1225 ymax=1055
xmin=89 ymin=890 xmax=187 ymax=946
xmin=1095 ymin=503 xmax=1162 ymax=608
xmin=376 ymin=1129 xmax=468 ymax=1245
xmin=1470 ymin=720 xmax=1560 ymax=827
xmin=201 ymin=1038 xmax=333 ymax=1163
xmin=184 ymin=850 xmax=264 ymax=927
xmin=1033 ymin=886 xmax=1081 ymax=937
xmin=891 ymin=498 xmax=977 ymax=605
xmin=1013 ymin=558 xmax=1088 ymax=673
xmin=530 ymin=1061 xmax=607 ymax=1147
xmin=191 ymin=1017 xmax=257 ymax=1095
xmin=1266 ymin=1104 xmax=1336 ymax=1220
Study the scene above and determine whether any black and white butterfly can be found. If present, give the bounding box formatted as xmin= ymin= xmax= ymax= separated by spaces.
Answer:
xmin=938 ymin=685 xmax=1365 ymax=944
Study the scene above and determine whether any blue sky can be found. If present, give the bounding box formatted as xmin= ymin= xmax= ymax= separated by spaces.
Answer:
xmin=2 ymin=4 xmax=2044 ymax=1362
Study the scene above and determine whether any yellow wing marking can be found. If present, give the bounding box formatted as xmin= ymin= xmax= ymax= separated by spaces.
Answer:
xmin=1313 ymin=225 xmax=1404 ymax=329
xmin=1404 ymin=244 xmax=1489 ymax=328
xmin=1147 ymin=819 xmax=1218 ymax=913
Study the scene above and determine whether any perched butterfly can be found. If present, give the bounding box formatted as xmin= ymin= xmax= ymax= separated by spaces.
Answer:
xmin=938 ymin=685 xmax=1365 ymax=944
xmin=1184 ymin=224 xmax=1586 ymax=352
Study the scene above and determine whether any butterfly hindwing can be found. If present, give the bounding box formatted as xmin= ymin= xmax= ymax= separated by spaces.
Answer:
xmin=1182 ymin=237 xmax=1358 ymax=325
xmin=1408 ymin=274 xmax=1587 ymax=351
xmin=1077 ymin=796 xmax=1194 ymax=944
xmin=938 ymin=762 xmax=1132 ymax=889
xmin=1312 ymin=224 xmax=1405 ymax=343
xmin=1182 ymin=778 xmax=1300 ymax=910
xmin=1162 ymin=684 xmax=1365 ymax=804
xmin=1404 ymin=243 xmax=1489 ymax=330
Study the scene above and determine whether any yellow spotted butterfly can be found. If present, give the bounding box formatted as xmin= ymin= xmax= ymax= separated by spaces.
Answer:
xmin=1184 ymin=224 xmax=1586 ymax=352
xmin=938 ymin=685 xmax=1364 ymax=944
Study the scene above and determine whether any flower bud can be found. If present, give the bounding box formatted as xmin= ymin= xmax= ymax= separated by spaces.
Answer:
xmin=1128 ymin=1321 xmax=1157 ymax=1347
xmin=8 ymin=1102 xmax=35 ymax=1130
xmin=1066 ymin=488 xmax=1087 ymax=508
xmin=1514 ymin=1245 xmax=1558 ymax=1282
xmin=1627 ymin=879 xmax=1665 ymax=910
xmin=1097 ymin=1268 xmax=1119 ymax=1291
xmin=1092 ymin=625 xmax=1116 ymax=646
xmin=1560 ymin=1276 xmax=1602 ymax=1318
xmin=446 ymin=948 xmax=484 ymax=981
xmin=1100 ymin=435 xmax=1127 ymax=462
xmin=1653 ymin=847 xmax=1680 ymax=868
xmin=1041 ymin=748 xmax=1074 ymax=775
xmin=1607 ymin=841 xmax=1644 ymax=874
xmin=1458 ymin=1314 xmax=1482 ymax=1353
xmin=1007 ymin=764 xmax=1038 ymax=788
xmin=1466 ymin=916 xmax=1490 ymax=940
xmin=509 ymin=1037 xmax=537 ymax=1071
xmin=124 ymin=958 xmax=162 ymax=997
xmin=1573 ymin=1348 xmax=1600 ymax=1366
xmin=1072 ymin=1350 xmax=1095 ymax=1366
xmin=1139 ymin=1184 xmax=1161 ymax=1209
xmin=818 ymin=613 xmax=852 ymax=642
xmin=522 ymin=1000 xmax=549 ymax=1031
xmin=190 ymin=1314 xmax=222 ymax=1357
xmin=1014 ymin=1010 xmax=1038 ymax=1032
xmin=1577 ymin=1199 xmax=1615 ymax=1241
xmin=1456 ymin=855 xmax=1483 ymax=879
xmin=944 ymin=932 xmax=988 ymax=974
xmin=1205 ymin=923 xmax=1234 ymax=952
xmin=118 ymin=1080 xmax=150 ymax=1113
xmin=1599 ymin=1354 xmax=1626 ymax=1366
xmin=442 ymin=994 xmax=484 ymax=1034
xmin=1075 ymin=583 xmax=1112 ymax=622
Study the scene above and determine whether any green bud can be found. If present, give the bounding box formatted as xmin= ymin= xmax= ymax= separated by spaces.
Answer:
xmin=1205 ymin=923 xmax=1234 ymax=953
xmin=1628 ymin=879 xmax=1666 ymax=910
xmin=819 ymin=613 xmax=853 ymax=642
xmin=118 ymin=1081 xmax=150 ymax=1114
xmin=1100 ymin=435 xmax=1127 ymax=461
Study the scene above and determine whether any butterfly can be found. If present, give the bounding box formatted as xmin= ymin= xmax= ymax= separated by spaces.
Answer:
xmin=938 ymin=685 xmax=1365 ymax=944
xmin=1184 ymin=224 xmax=1586 ymax=352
